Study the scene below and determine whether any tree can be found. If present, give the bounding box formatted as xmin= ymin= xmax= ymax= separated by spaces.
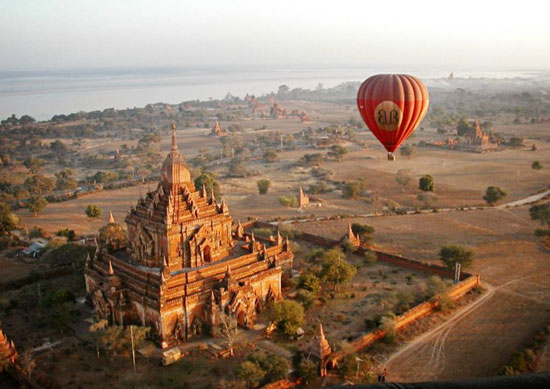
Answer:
xmin=277 ymin=85 xmax=289 ymax=95
xmin=215 ymin=313 xmax=238 ymax=357
xmin=24 ymin=175 xmax=55 ymax=195
xmin=439 ymin=245 xmax=474 ymax=270
xmin=50 ymin=140 xmax=68 ymax=153
xmin=228 ymin=158 xmax=249 ymax=177
xmin=301 ymin=153 xmax=324 ymax=166
xmin=27 ymin=196 xmax=47 ymax=216
xmin=381 ymin=316 xmax=397 ymax=344
xmin=351 ymin=223 xmax=375 ymax=244
xmin=85 ymin=204 xmax=102 ymax=218
xmin=297 ymin=272 xmax=321 ymax=294
xmin=319 ymin=248 xmax=357 ymax=290
xmin=278 ymin=195 xmax=298 ymax=208
xmin=194 ymin=171 xmax=220 ymax=197
xmin=237 ymin=361 xmax=265 ymax=388
xmin=99 ymin=223 xmax=127 ymax=250
xmin=263 ymin=149 xmax=277 ymax=163
xmin=248 ymin=352 xmax=290 ymax=383
xmin=257 ymin=179 xmax=271 ymax=195
xmin=267 ymin=300 xmax=305 ymax=338
xmin=328 ymin=144 xmax=348 ymax=162
xmin=509 ymin=137 xmax=524 ymax=148
xmin=395 ymin=169 xmax=412 ymax=192
xmin=419 ymin=174 xmax=434 ymax=192
xmin=342 ymin=181 xmax=364 ymax=199
xmin=532 ymin=161 xmax=543 ymax=170
xmin=41 ymin=287 xmax=77 ymax=333
xmin=308 ymin=181 xmax=330 ymax=194
xmin=0 ymin=202 xmax=18 ymax=236
xmin=399 ymin=144 xmax=415 ymax=158
xmin=456 ymin=118 xmax=472 ymax=136
xmin=529 ymin=204 xmax=550 ymax=231
xmin=99 ymin=325 xmax=150 ymax=356
xmin=483 ymin=186 xmax=507 ymax=205
xmin=23 ymin=157 xmax=44 ymax=174
xmin=55 ymin=169 xmax=78 ymax=190
xmin=297 ymin=357 xmax=318 ymax=385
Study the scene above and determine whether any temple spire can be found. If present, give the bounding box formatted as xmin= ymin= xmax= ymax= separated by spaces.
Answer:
xmin=171 ymin=121 xmax=178 ymax=152
xmin=108 ymin=210 xmax=115 ymax=224
xmin=108 ymin=260 xmax=114 ymax=275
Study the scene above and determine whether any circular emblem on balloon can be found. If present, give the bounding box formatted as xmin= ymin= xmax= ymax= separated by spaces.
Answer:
xmin=357 ymin=74 xmax=430 ymax=157
xmin=374 ymin=101 xmax=402 ymax=132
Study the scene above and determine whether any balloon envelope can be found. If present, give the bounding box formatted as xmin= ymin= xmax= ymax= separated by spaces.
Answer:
xmin=357 ymin=74 xmax=429 ymax=153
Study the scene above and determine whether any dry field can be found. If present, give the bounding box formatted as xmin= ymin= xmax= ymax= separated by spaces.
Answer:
xmin=291 ymin=205 xmax=550 ymax=380
xmin=15 ymin=183 xmax=151 ymax=235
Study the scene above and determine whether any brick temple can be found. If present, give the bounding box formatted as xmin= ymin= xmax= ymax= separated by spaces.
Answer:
xmin=85 ymin=123 xmax=294 ymax=348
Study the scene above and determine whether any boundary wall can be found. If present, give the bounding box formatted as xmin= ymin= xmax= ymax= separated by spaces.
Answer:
xmin=252 ymin=220 xmax=482 ymax=367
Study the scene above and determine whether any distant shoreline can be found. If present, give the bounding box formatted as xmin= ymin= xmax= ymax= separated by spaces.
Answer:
xmin=1 ymin=67 xmax=547 ymax=121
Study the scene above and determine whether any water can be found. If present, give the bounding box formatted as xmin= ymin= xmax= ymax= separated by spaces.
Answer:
xmin=0 ymin=66 xmax=540 ymax=121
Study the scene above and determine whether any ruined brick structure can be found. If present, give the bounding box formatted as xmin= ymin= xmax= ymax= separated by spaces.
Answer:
xmin=298 ymin=187 xmax=310 ymax=208
xmin=342 ymin=223 xmax=361 ymax=247
xmin=462 ymin=119 xmax=498 ymax=152
xmin=310 ymin=323 xmax=332 ymax=377
xmin=270 ymin=102 xmax=288 ymax=119
xmin=85 ymin=123 xmax=294 ymax=349
xmin=211 ymin=121 xmax=227 ymax=137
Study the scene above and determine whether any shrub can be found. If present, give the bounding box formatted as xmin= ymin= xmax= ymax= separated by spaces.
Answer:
xmin=362 ymin=250 xmax=377 ymax=265
xmin=381 ymin=316 xmax=397 ymax=344
xmin=266 ymin=300 xmax=305 ymax=338
xmin=419 ymin=175 xmax=434 ymax=192
xmin=85 ymin=204 xmax=102 ymax=218
xmin=257 ymin=179 xmax=271 ymax=195
xmin=278 ymin=195 xmax=298 ymax=208
xmin=439 ymin=245 xmax=475 ymax=270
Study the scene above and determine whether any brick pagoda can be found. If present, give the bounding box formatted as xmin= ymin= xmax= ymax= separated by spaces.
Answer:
xmin=85 ymin=123 xmax=293 ymax=348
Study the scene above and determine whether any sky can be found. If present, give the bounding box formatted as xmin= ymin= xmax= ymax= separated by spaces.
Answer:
xmin=1 ymin=0 xmax=550 ymax=72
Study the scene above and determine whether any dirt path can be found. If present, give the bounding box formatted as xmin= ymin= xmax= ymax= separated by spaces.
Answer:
xmin=497 ymin=190 xmax=550 ymax=209
xmin=383 ymin=271 xmax=550 ymax=382
xmin=274 ymin=189 xmax=550 ymax=226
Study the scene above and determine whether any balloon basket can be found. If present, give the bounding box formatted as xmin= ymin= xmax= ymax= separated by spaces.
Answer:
xmin=387 ymin=153 xmax=396 ymax=161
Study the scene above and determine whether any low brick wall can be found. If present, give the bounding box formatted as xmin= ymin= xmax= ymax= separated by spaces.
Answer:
xmin=328 ymin=274 xmax=481 ymax=366
xmin=249 ymin=220 xmax=482 ymax=368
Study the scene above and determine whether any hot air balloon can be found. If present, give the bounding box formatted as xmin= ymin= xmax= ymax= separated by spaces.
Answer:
xmin=357 ymin=74 xmax=429 ymax=160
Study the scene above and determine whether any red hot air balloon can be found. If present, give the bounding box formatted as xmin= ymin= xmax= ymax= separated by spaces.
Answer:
xmin=357 ymin=74 xmax=429 ymax=160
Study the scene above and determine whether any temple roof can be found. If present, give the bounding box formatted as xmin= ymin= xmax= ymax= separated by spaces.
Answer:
xmin=161 ymin=122 xmax=191 ymax=186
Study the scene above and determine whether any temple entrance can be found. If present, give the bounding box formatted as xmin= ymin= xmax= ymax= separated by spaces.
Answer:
xmin=204 ymin=245 xmax=211 ymax=262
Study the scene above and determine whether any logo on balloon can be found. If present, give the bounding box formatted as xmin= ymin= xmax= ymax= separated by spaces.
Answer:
xmin=374 ymin=101 xmax=402 ymax=132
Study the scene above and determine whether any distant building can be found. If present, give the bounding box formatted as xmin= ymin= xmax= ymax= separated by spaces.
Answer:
xmin=308 ymin=323 xmax=332 ymax=377
xmin=461 ymin=119 xmax=498 ymax=152
xmin=270 ymin=102 xmax=288 ymax=119
xmin=300 ymin=112 xmax=311 ymax=123
xmin=341 ymin=223 xmax=361 ymax=247
xmin=210 ymin=121 xmax=227 ymax=137
xmin=298 ymin=187 xmax=310 ymax=208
